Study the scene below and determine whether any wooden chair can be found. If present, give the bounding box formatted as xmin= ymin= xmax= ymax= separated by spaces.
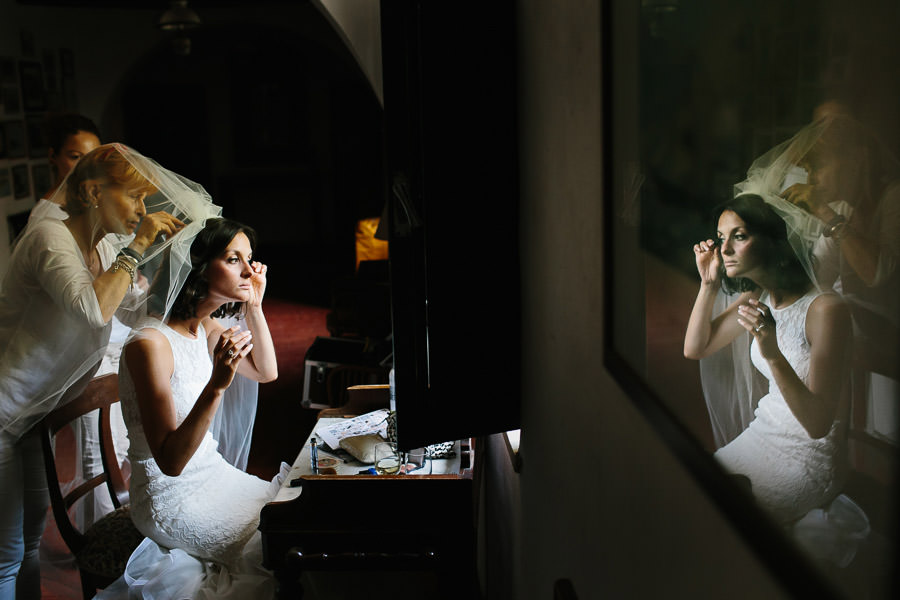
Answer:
xmin=835 ymin=354 xmax=899 ymax=598
xmin=39 ymin=373 xmax=145 ymax=599
xmin=320 ymin=365 xmax=389 ymax=415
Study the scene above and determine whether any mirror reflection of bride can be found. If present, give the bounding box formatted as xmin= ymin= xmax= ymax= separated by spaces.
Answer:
xmin=683 ymin=115 xmax=893 ymax=567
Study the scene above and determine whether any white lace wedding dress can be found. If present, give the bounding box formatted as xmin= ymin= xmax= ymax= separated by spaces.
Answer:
xmin=714 ymin=290 xmax=848 ymax=523
xmin=713 ymin=290 xmax=870 ymax=567
xmin=98 ymin=318 xmax=286 ymax=599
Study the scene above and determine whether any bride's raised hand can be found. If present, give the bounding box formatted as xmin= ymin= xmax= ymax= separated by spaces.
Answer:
xmin=693 ymin=238 xmax=722 ymax=285
xmin=210 ymin=326 xmax=253 ymax=392
xmin=737 ymin=298 xmax=780 ymax=359
xmin=246 ymin=261 xmax=268 ymax=307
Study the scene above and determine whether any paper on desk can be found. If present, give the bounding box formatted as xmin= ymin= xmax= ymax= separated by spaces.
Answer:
xmin=316 ymin=409 xmax=391 ymax=449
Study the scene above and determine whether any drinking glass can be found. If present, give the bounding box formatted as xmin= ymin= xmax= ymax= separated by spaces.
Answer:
xmin=374 ymin=442 xmax=400 ymax=475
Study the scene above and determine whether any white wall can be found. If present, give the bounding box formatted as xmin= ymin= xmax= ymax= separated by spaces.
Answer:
xmin=314 ymin=0 xmax=383 ymax=104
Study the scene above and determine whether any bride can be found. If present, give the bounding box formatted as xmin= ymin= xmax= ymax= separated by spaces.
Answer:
xmin=684 ymin=119 xmax=877 ymax=567
xmin=684 ymin=192 xmax=853 ymax=523
xmin=102 ymin=217 xmax=283 ymax=599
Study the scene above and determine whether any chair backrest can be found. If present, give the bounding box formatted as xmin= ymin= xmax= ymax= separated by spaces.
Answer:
xmin=39 ymin=373 xmax=128 ymax=555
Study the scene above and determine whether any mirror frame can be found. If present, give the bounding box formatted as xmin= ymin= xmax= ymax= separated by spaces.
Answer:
xmin=600 ymin=2 xmax=843 ymax=597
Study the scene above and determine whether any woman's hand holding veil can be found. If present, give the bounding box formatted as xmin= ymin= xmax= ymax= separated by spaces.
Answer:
xmin=130 ymin=212 xmax=186 ymax=255
xmin=781 ymin=182 xmax=839 ymax=224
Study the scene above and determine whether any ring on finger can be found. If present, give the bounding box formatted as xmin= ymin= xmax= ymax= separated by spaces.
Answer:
xmin=754 ymin=323 xmax=766 ymax=332
xmin=227 ymin=349 xmax=235 ymax=358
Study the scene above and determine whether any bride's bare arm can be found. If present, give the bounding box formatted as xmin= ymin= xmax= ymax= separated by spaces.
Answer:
xmin=202 ymin=260 xmax=277 ymax=383
xmin=741 ymin=295 xmax=851 ymax=439
xmin=203 ymin=308 xmax=277 ymax=383
xmin=124 ymin=328 xmax=245 ymax=476
xmin=683 ymin=238 xmax=750 ymax=359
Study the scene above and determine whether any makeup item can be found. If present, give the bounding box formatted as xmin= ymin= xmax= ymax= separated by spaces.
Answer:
xmin=310 ymin=438 xmax=319 ymax=474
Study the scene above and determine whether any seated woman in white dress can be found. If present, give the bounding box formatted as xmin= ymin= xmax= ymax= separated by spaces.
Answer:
xmin=684 ymin=193 xmax=853 ymax=524
xmin=106 ymin=217 xmax=283 ymax=598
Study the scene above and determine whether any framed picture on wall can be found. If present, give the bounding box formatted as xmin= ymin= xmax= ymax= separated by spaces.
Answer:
xmin=11 ymin=164 xmax=30 ymax=199
xmin=2 ymin=85 xmax=21 ymax=115
xmin=0 ymin=167 xmax=11 ymax=198
xmin=0 ymin=57 xmax=15 ymax=84
xmin=59 ymin=48 xmax=74 ymax=78
xmin=31 ymin=164 xmax=50 ymax=197
xmin=42 ymin=48 xmax=58 ymax=92
xmin=18 ymin=60 xmax=45 ymax=112
xmin=25 ymin=115 xmax=46 ymax=158
xmin=0 ymin=57 xmax=17 ymax=116
xmin=19 ymin=29 xmax=36 ymax=58
xmin=59 ymin=48 xmax=77 ymax=109
xmin=3 ymin=120 xmax=26 ymax=158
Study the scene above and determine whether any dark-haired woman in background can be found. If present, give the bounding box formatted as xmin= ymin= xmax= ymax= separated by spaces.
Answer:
xmin=683 ymin=193 xmax=852 ymax=524
xmin=29 ymin=112 xmax=102 ymax=223
xmin=109 ymin=218 xmax=280 ymax=598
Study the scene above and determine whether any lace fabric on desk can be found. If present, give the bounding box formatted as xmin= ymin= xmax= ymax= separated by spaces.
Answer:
xmin=385 ymin=411 xmax=456 ymax=459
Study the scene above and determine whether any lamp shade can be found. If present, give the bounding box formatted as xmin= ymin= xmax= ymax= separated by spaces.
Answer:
xmin=158 ymin=0 xmax=201 ymax=31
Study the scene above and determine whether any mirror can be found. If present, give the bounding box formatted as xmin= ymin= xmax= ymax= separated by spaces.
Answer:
xmin=605 ymin=1 xmax=898 ymax=597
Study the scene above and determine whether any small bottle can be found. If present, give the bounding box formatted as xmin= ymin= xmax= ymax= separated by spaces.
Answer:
xmin=389 ymin=367 xmax=396 ymax=411
xmin=310 ymin=438 xmax=318 ymax=473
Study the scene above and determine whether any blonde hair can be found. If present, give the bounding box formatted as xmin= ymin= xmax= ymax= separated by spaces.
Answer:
xmin=64 ymin=143 xmax=158 ymax=215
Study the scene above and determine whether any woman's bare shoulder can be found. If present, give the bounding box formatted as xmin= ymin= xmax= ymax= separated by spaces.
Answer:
xmin=807 ymin=292 xmax=851 ymax=337
xmin=125 ymin=326 xmax=172 ymax=360
xmin=809 ymin=291 xmax=849 ymax=313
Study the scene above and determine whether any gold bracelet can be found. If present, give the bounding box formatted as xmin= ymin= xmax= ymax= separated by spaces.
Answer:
xmin=112 ymin=255 xmax=136 ymax=287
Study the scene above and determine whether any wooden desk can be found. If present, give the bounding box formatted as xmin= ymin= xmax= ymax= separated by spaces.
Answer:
xmin=259 ymin=419 xmax=476 ymax=599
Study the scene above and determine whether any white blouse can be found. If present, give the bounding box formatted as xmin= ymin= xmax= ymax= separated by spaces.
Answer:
xmin=0 ymin=218 xmax=131 ymax=439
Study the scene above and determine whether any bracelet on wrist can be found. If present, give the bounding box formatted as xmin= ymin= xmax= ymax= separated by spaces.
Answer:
xmin=823 ymin=214 xmax=847 ymax=239
xmin=120 ymin=246 xmax=143 ymax=262
xmin=115 ymin=251 xmax=138 ymax=267
xmin=112 ymin=255 xmax=137 ymax=288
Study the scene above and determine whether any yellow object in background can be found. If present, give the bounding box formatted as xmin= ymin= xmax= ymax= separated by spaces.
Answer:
xmin=355 ymin=217 xmax=389 ymax=269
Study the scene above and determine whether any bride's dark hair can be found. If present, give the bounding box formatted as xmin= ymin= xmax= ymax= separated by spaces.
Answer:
xmin=167 ymin=218 xmax=258 ymax=320
xmin=713 ymin=194 xmax=811 ymax=295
